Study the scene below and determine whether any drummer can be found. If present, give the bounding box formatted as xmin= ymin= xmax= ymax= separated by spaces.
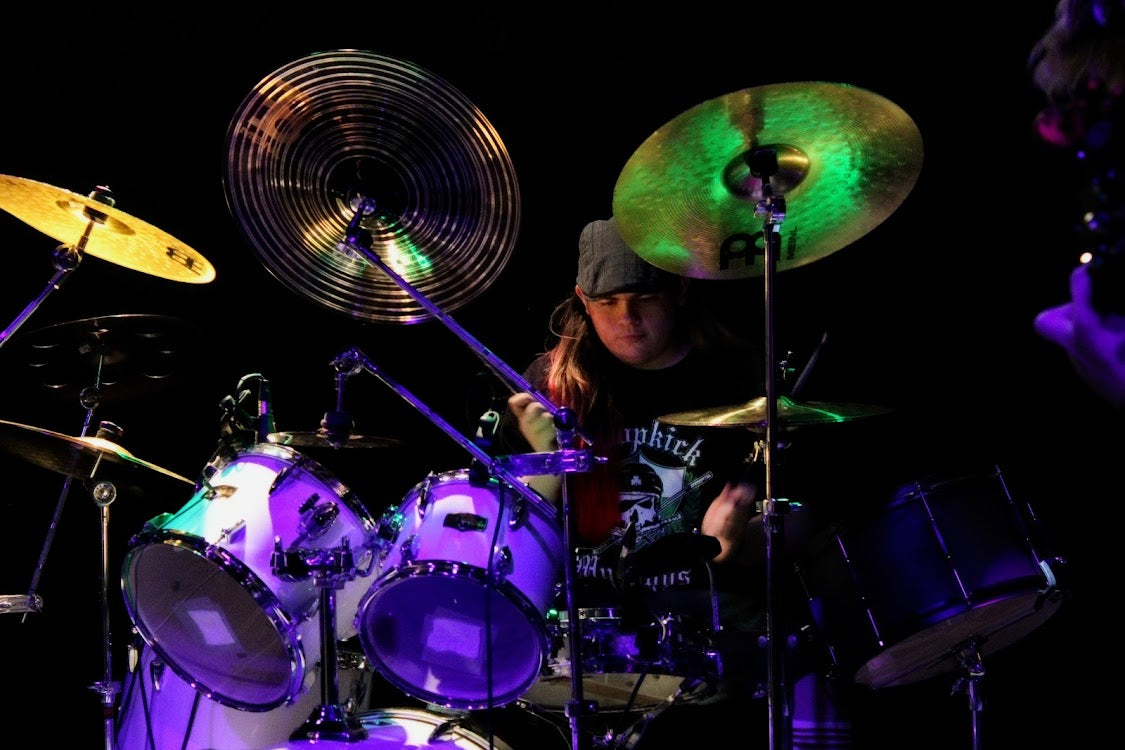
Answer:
xmin=501 ymin=217 xmax=846 ymax=748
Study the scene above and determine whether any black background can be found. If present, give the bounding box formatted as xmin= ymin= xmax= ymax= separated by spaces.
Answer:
xmin=1 ymin=3 xmax=1119 ymax=748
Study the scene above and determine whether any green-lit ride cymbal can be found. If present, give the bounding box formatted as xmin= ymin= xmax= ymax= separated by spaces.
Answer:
xmin=613 ymin=82 xmax=923 ymax=279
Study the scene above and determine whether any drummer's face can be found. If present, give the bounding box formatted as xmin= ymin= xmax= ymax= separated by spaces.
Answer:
xmin=577 ymin=286 xmax=689 ymax=370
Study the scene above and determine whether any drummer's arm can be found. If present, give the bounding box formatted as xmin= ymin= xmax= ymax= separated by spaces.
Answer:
xmin=505 ymin=392 xmax=563 ymax=503
xmin=703 ymin=481 xmax=817 ymax=567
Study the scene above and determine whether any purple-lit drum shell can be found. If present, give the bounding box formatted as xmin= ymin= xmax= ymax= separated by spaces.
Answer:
xmin=121 ymin=443 xmax=377 ymax=711
xmin=355 ymin=469 xmax=564 ymax=709
xmin=799 ymin=469 xmax=1063 ymax=689
xmin=115 ymin=643 xmax=376 ymax=750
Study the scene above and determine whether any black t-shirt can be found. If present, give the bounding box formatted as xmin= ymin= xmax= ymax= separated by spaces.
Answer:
xmin=501 ymin=347 xmax=769 ymax=634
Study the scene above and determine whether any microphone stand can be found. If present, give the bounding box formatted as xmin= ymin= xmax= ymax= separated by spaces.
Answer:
xmin=750 ymin=147 xmax=793 ymax=750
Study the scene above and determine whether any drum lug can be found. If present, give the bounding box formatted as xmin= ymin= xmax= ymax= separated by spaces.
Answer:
xmin=492 ymin=545 xmax=513 ymax=578
xmin=298 ymin=499 xmax=340 ymax=541
xmin=399 ymin=534 xmax=419 ymax=564
xmin=417 ymin=473 xmax=438 ymax=518
xmin=508 ymin=497 xmax=527 ymax=530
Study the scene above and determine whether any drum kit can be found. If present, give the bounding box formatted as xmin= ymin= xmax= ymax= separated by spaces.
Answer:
xmin=0 ymin=49 xmax=1064 ymax=750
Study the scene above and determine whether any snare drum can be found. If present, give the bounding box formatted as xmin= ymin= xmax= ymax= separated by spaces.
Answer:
xmin=521 ymin=606 xmax=721 ymax=713
xmin=798 ymin=467 xmax=1064 ymax=689
xmin=121 ymin=443 xmax=378 ymax=711
xmin=355 ymin=469 xmax=565 ymax=709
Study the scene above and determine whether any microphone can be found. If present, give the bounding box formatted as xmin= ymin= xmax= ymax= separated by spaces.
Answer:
xmin=258 ymin=377 xmax=275 ymax=443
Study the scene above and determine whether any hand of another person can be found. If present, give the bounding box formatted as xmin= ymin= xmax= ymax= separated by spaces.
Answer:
xmin=701 ymin=480 xmax=759 ymax=564
xmin=506 ymin=391 xmax=559 ymax=452
xmin=1035 ymin=263 xmax=1125 ymax=408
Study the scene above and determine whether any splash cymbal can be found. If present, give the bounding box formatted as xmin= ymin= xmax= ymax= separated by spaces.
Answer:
xmin=0 ymin=175 xmax=215 ymax=283
xmin=15 ymin=314 xmax=202 ymax=402
xmin=224 ymin=50 xmax=521 ymax=324
xmin=613 ymin=82 xmax=923 ymax=279
xmin=660 ymin=395 xmax=890 ymax=431
xmin=0 ymin=419 xmax=193 ymax=484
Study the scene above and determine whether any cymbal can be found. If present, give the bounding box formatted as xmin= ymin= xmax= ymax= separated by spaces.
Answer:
xmin=224 ymin=50 xmax=521 ymax=324
xmin=0 ymin=175 xmax=216 ymax=283
xmin=0 ymin=419 xmax=193 ymax=484
xmin=613 ymin=82 xmax=923 ymax=279
xmin=660 ymin=395 xmax=890 ymax=431
xmin=14 ymin=314 xmax=202 ymax=402
xmin=267 ymin=430 xmax=405 ymax=450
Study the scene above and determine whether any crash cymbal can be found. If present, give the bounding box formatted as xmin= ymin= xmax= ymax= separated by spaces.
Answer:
xmin=0 ymin=175 xmax=215 ymax=283
xmin=0 ymin=419 xmax=192 ymax=484
xmin=660 ymin=395 xmax=890 ymax=431
xmin=14 ymin=314 xmax=202 ymax=403
xmin=267 ymin=430 xmax=405 ymax=450
xmin=613 ymin=82 xmax=923 ymax=279
xmin=224 ymin=50 xmax=521 ymax=324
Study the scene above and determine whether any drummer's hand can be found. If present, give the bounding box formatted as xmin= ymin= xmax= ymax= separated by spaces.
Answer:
xmin=1035 ymin=263 xmax=1125 ymax=408
xmin=507 ymin=392 xmax=558 ymax=452
xmin=701 ymin=480 xmax=759 ymax=564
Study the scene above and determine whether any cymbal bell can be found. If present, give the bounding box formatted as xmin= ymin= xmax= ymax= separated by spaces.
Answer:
xmin=224 ymin=50 xmax=521 ymax=324
xmin=267 ymin=430 xmax=405 ymax=450
xmin=613 ymin=82 xmax=923 ymax=279
xmin=660 ymin=395 xmax=890 ymax=431
xmin=0 ymin=419 xmax=193 ymax=484
xmin=0 ymin=175 xmax=215 ymax=283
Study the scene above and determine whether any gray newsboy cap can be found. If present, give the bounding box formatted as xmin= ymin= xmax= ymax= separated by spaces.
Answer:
xmin=576 ymin=217 xmax=678 ymax=297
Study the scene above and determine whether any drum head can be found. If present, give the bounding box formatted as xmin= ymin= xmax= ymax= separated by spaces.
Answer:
xmin=121 ymin=533 xmax=305 ymax=710
xmin=356 ymin=564 xmax=547 ymax=709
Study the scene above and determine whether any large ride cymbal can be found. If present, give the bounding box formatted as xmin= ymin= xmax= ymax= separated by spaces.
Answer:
xmin=224 ymin=50 xmax=521 ymax=324
xmin=0 ymin=175 xmax=215 ymax=283
xmin=0 ymin=419 xmax=192 ymax=485
xmin=660 ymin=395 xmax=890 ymax=431
xmin=613 ymin=82 xmax=924 ymax=279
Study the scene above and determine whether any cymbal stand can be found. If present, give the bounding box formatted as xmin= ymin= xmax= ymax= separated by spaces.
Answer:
xmin=337 ymin=196 xmax=598 ymax=750
xmin=951 ymin=637 xmax=987 ymax=750
xmin=0 ymin=187 xmax=116 ymax=350
xmin=751 ymin=147 xmax=793 ymax=750
xmin=273 ymin=536 xmax=369 ymax=742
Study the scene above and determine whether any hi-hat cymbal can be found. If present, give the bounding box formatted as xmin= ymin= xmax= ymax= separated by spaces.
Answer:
xmin=0 ymin=175 xmax=215 ymax=283
xmin=224 ymin=50 xmax=521 ymax=324
xmin=0 ymin=419 xmax=192 ymax=484
xmin=660 ymin=395 xmax=891 ymax=431
xmin=14 ymin=314 xmax=202 ymax=403
xmin=613 ymin=82 xmax=924 ymax=279
xmin=267 ymin=430 xmax=405 ymax=450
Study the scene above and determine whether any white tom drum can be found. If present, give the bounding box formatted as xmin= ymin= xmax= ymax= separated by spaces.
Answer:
xmin=355 ymin=469 xmax=564 ymax=709
xmin=121 ymin=443 xmax=378 ymax=711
